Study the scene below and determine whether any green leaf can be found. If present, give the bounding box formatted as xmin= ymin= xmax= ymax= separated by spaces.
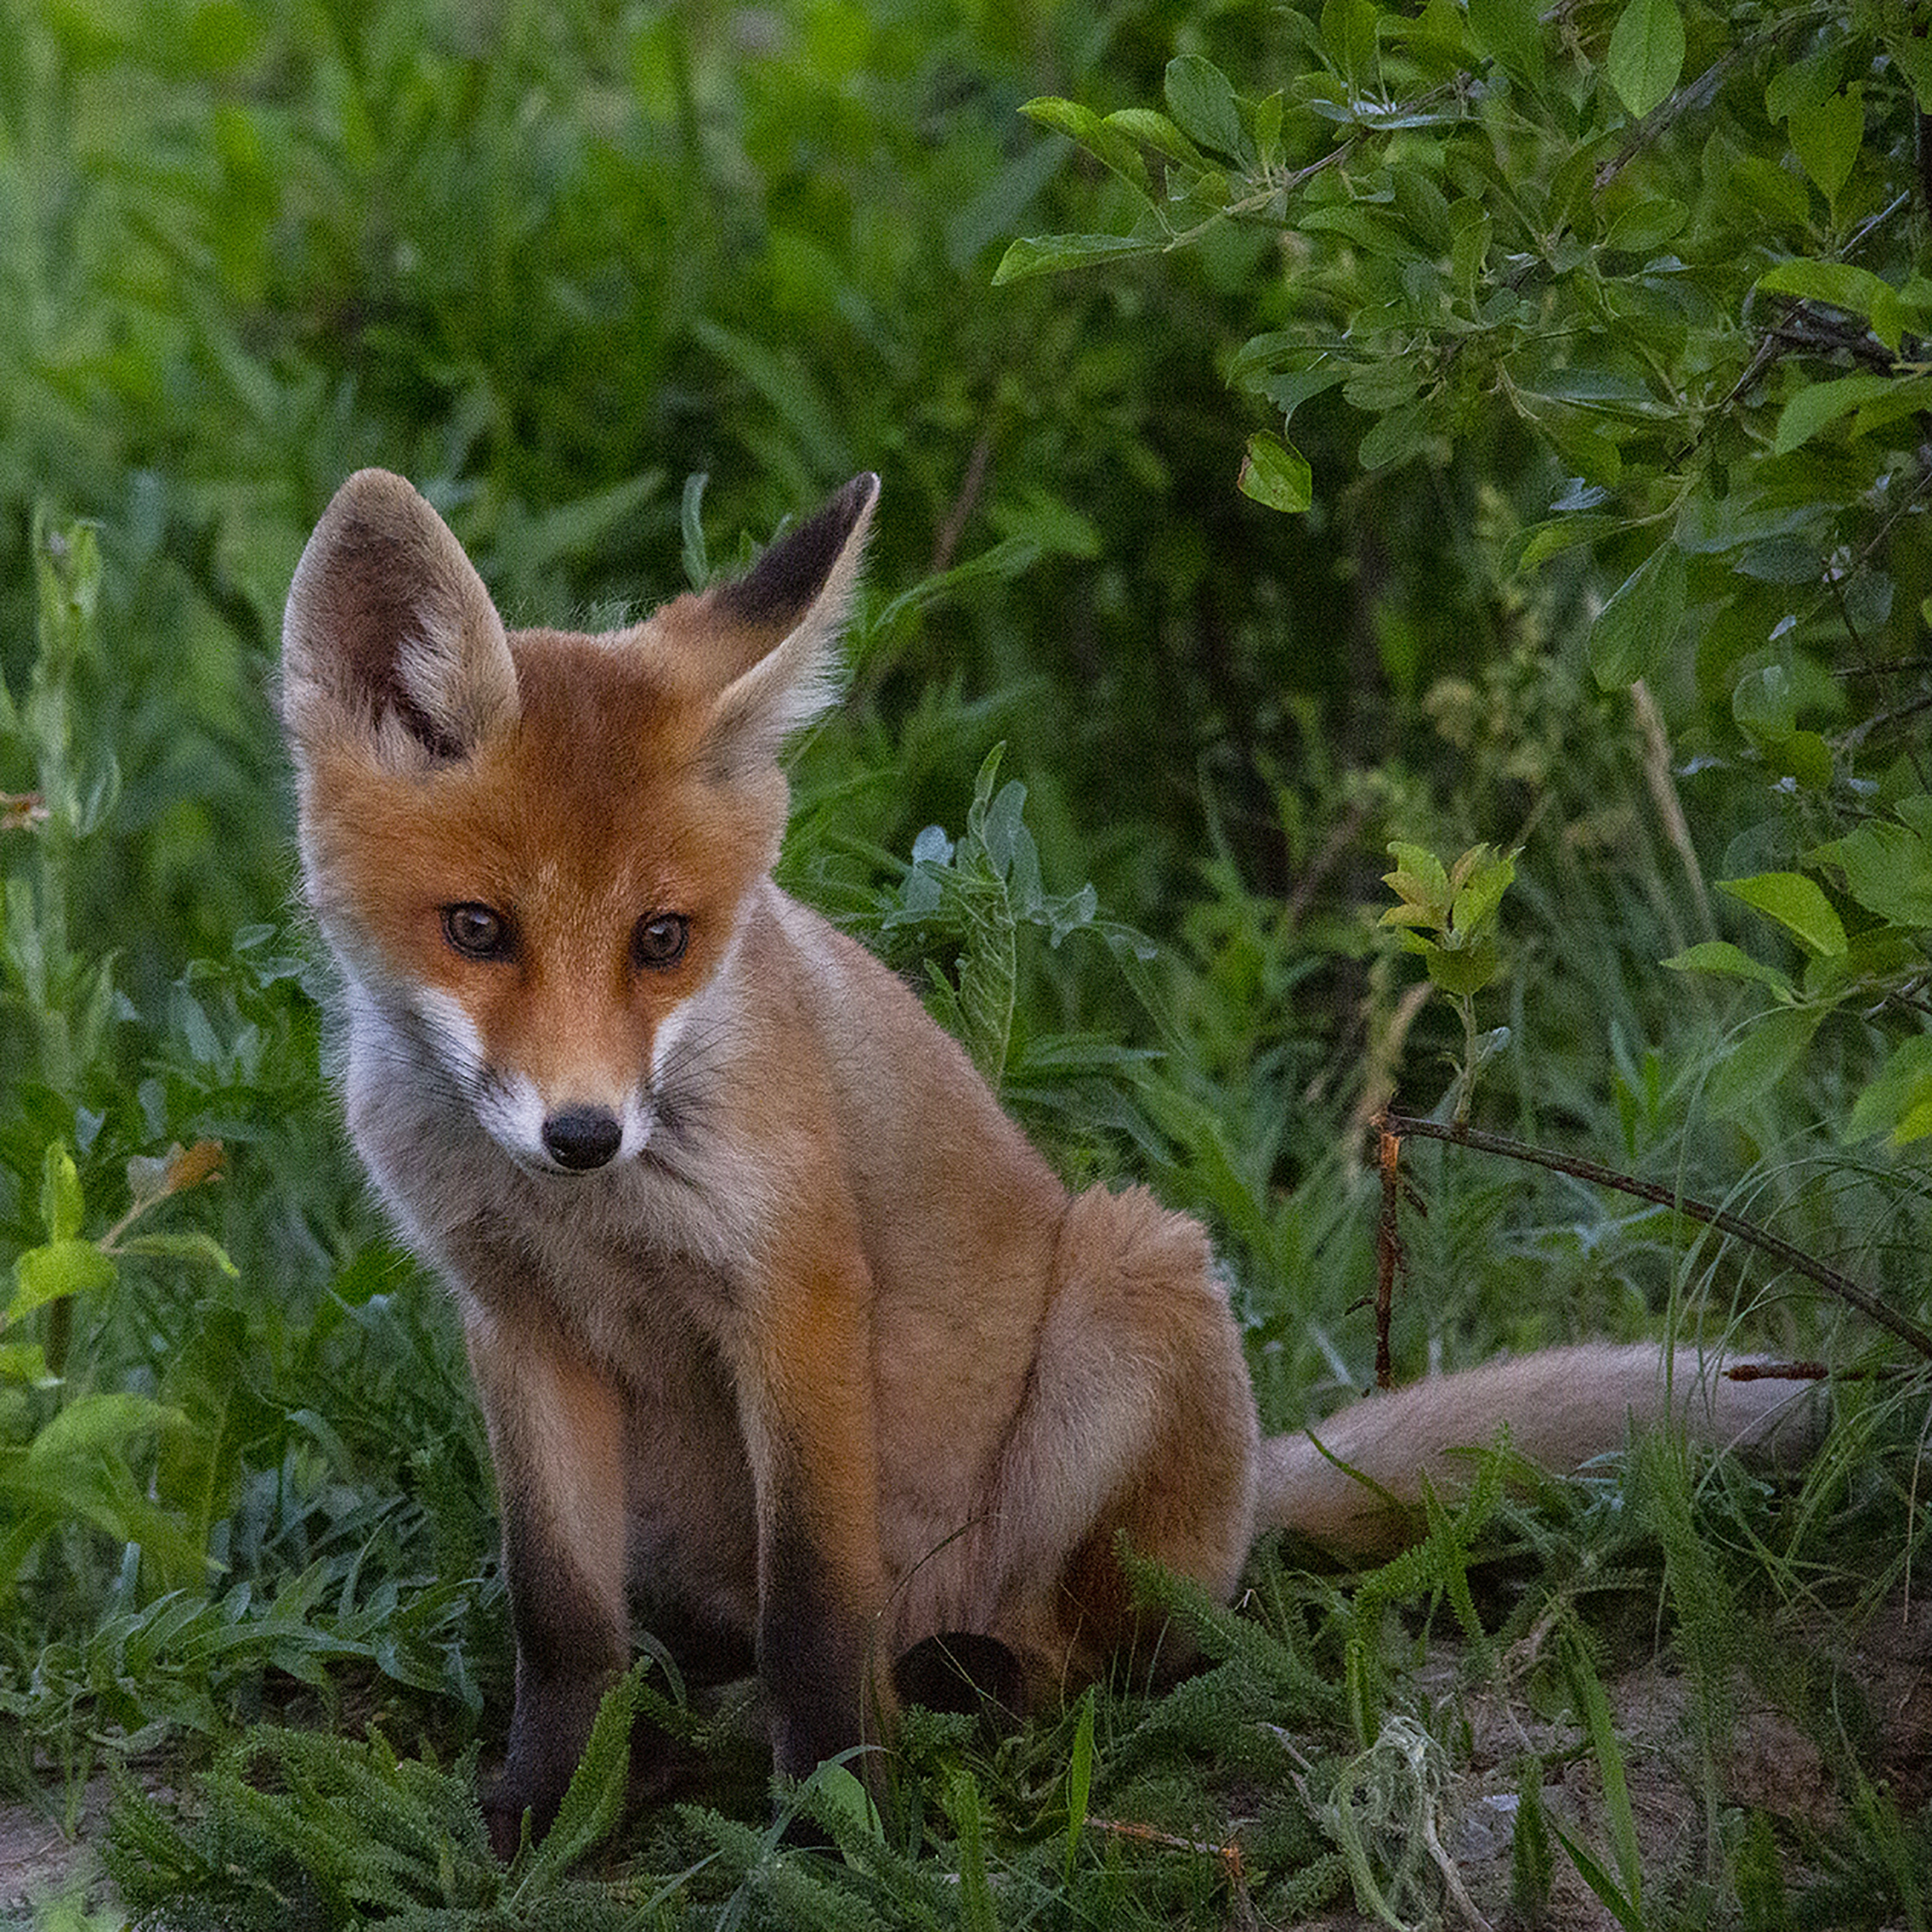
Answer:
xmin=1552 ymin=1825 xmax=1648 ymax=1932
xmin=1357 ymin=401 xmax=1432 ymax=471
xmin=1787 ymin=85 xmax=1864 ymax=209
xmin=1703 ymin=1005 xmax=1823 ymax=1117
xmin=1562 ymin=1634 xmax=1642 ymax=1912
xmin=1103 ymin=107 xmax=1208 ymax=167
xmin=1064 ymin=1689 xmax=1095 ymax=1884
xmin=1589 ymin=541 xmax=1684 ymax=688
xmin=1731 ymin=662 xmax=1797 ymax=743
xmin=1254 ymin=88 xmax=1284 ymax=169
xmin=509 ymin=1662 xmax=648 ymax=1891
xmin=1772 ymin=372 xmax=1901 ymax=454
xmin=25 ymin=1390 xmax=187 ymax=1469
xmin=40 ymin=1142 xmax=84 ymax=1242
xmin=1766 ymin=46 xmax=1843 ymax=124
xmin=1467 ymin=0 xmax=1546 ymax=88
xmin=1848 ymin=1035 xmax=1932 ymax=1145
xmin=1850 ymin=371 xmax=1932 ymax=438
xmin=1662 ymin=941 xmax=1794 ymax=998
xmin=1238 ymin=430 xmax=1313 ymax=512
xmin=1404 ymin=931 xmax=1500 ymax=998
xmin=116 ymin=1231 xmax=242 ymax=1277
xmin=947 ymin=1767 xmax=998 ymax=1932
xmin=1889 ymin=28 xmax=1932 ymax=112
xmin=1019 ymin=97 xmax=1152 ymax=196
xmin=804 ymin=1757 xmax=883 ymax=1851
xmin=868 ymin=537 xmax=1042 ymax=644
xmin=1320 ymin=0 xmax=1381 ymax=95
xmin=1718 ymin=872 xmax=1847 ymax=957
xmin=1770 ymin=730 xmax=1833 ymax=792
xmin=1164 ymin=54 xmax=1246 ymax=161
xmin=1811 ymin=819 xmax=1932 ymax=928
xmin=1728 ymin=153 xmax=1813 ymax=228
xmin=1605 ymin=0 xmax=1684 ymax=119
xmin=1519 ymin=514 xmax=1615 ymax=570
xmin=1249 ymin=358 xmax=1347 ymax=421
xmin=1543 ymin=415 xmax=1624 ymax=487
xmin=8 ymin=1238 xmax=116 ymax=1325
xmin=1449 ymin=844 xmax=1516 ymax=936
xmin=1383 ymin=842 xmax=1451 ymax=921
xmin=679 ymin=470 xmax=710 ymax=589
xmin=1602 ymin=193 xmax=1685 ymax=253
xmin=1512 ymin=1767 xmax=1555 ymax=1920
xmin=1392 ymin=168 xmax=1454 ymax=250
xmin=0 ymin=1339 xmax=54 ymax=1386
xmin=1756 ymin=258 xmax=1905 ymax=351
xmin=992 ymin=233 xmax=1161 ymax=284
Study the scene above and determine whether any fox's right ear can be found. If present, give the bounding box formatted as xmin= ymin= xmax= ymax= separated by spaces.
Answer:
xmin=281 ymin=469 xmax=519 ymax=761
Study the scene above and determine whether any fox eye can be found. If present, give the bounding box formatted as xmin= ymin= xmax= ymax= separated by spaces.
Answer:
xmin=444 ymin=902 xmax=513 ymax=961
xmin=632 ymin=912 xmax=690 ymax=970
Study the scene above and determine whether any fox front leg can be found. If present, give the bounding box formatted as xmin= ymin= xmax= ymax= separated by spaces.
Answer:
xmin=732 ymin=1251 xmax=896 ymax=1784
xmin=464 ymin=1314 xmax=630 ymax=1857
xmin=754 ymin=1462 xmax=892 ymax=1781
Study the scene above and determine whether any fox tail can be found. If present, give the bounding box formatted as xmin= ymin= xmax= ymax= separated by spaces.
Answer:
xmin=1257 ymin=1342 xmax=1824 ymax=1557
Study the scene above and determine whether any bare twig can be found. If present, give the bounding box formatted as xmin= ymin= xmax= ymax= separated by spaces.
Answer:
xmin=1594 ymin=35 xmax=1752 ymax=194
xmin=1374 ymin=1109 xmax=1932 ymax=1361
xmin=1374 ymin=1127 xmax=1403 ymax=1389
xmin=929 ymin=433 xmax=992 ymax=576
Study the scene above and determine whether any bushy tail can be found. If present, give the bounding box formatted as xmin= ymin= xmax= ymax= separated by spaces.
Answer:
xmin=1257 ymin=1343 xmax=1824 ymax=1558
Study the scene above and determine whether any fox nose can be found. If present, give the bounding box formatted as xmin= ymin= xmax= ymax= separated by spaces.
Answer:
xmin=542 ymin=1106 xmax=622 ymax=1172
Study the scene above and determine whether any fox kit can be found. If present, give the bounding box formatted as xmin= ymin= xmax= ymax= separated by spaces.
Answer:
xmin=283 ymin=469 xmax=1807 ymax=1852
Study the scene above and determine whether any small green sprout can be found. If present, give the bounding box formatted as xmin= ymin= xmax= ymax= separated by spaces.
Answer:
xmin=1380 ymin=842 xmax=1519 ymax=1124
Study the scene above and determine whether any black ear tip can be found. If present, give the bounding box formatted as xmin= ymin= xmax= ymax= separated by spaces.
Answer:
xmin=821 ymin=472 xmax=880 ymax=533
xmin=713 ymin=473 xmax=880 ymax=628
xmin=821 ymin=473 xmax=881 ymax=553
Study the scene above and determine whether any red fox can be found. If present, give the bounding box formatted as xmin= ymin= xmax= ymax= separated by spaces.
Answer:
xmin=282 ymin=469 xmax=1811 ymax=1854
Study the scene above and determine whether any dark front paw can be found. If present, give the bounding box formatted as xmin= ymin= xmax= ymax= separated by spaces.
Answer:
xmin=482 ymin=1784 xmax=535 ymax=1864
xmin=482 ymin=1748 xmax=572 ymax=1862
xmin=485 ymin=1671 xmax=617 ymax=1859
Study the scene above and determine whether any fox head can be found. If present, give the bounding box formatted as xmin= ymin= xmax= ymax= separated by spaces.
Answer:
xmin=282 ymin=468 xmax=878 ymax=1175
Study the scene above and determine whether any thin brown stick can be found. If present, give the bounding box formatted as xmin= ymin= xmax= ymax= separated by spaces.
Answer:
xmin=930 ymin=433 xmax=992 ymax=575
xmin=1375 ymin=1109 xmax=1932 ymax=1361
xmin=1374 ymin=1127 xmax=1403 ymax=1389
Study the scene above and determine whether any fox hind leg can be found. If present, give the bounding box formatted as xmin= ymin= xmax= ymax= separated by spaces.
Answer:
xmin=979 ymin=1185 xmax=1261 ymax=1702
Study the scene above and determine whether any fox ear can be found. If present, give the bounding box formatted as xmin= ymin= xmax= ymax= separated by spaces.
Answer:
xmin=699 ymin=472 xmax=879 ymax=778
xmin=282 ymin=468 xmax=519 ymax=761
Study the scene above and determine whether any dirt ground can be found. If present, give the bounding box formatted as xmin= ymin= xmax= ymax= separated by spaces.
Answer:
xmin=2 ymin=1777 xmax=114 ymax=1925
xmin=1294 ymin=1587 xmax=1932 ymax=1931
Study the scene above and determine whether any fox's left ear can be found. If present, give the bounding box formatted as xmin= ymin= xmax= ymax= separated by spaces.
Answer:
xmin=699 ymin=472 xmax=879 ymax=778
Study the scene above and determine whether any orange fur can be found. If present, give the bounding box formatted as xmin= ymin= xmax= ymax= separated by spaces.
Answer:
xmin=281 ymin=468 xmax=1818 ymax=1854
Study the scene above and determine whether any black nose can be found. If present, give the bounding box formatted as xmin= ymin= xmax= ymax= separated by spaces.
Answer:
xmin=542 ymin=1107 xmax=622 ymax=1172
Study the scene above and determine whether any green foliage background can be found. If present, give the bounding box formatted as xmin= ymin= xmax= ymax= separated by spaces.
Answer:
xmin=2 ymin=0 xmax=1930 ymax=1923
